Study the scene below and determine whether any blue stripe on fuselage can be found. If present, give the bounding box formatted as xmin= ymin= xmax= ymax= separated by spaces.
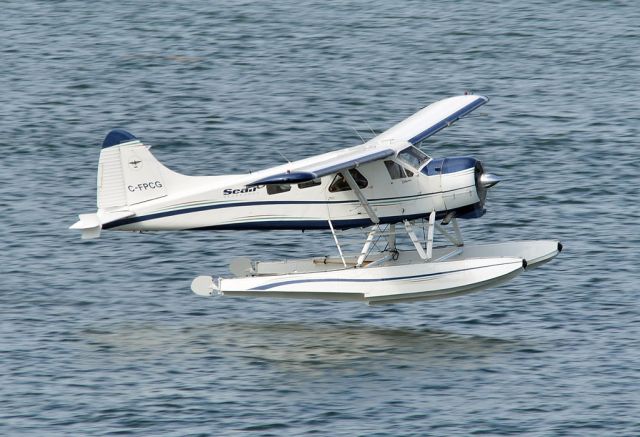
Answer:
xmin=103 ymin=188 xmax=481 ymax=230
xmin=104 ymin=194 xmax=412 ymax=229
xmin=104 ymin=199 xmax=356 ymax=229
xmin=186 ymin=213 xmax=431 ymax=231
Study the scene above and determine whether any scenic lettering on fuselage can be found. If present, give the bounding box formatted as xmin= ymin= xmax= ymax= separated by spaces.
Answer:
xmin=223 ymin=185 xmax=264 ymax=196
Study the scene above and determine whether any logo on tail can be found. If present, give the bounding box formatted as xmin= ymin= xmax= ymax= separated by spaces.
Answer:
xmin=129 ymin=159 xmax=143 ymax=169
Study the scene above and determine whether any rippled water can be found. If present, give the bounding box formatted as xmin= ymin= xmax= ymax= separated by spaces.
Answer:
xmin=2 ymin=0 xmax=640 ymax=435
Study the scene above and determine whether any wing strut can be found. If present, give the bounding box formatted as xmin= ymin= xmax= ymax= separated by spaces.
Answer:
xmin=340 ymin=171 xmax=380 ymax=224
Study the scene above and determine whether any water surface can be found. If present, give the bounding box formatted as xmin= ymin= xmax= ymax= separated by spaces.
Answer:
xmin=2 ymin=0 xmax=639 ymax=435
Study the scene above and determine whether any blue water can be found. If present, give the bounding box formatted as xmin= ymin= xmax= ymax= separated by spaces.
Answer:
xmin=2 ymin=0 xmax=640 ymax=435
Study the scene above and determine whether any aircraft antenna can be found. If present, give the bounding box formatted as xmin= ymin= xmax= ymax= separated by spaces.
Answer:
xmin=276 ymin=149 xmax=291 ymax=164
xmin=365 ymin=122 xmax=378 ymax=137
xmin=351 ymin=127 xmax=366 ymax=144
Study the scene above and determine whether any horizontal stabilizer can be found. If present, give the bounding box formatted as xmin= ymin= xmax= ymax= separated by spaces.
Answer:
xmin=70 ymin=210 xmax=134 ymax=239
xmin=69 ymin=213 xmax=102 ymax=239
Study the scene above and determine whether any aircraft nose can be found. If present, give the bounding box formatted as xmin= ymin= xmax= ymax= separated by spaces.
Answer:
xmin=480 ymin=173 xmax=500 ymax=188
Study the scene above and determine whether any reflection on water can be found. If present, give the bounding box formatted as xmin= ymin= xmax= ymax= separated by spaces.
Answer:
xmin=83 ymin=320 xmax=517 ymax=373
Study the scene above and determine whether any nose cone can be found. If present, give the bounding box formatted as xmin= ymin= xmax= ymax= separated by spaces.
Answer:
xmin=480 ymin=173 xmax=500 ymax=188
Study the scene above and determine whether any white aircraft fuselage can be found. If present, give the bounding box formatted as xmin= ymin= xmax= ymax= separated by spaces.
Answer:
xmin=71 ymin=95 xmax=498 ymax=238
xmin=97 ymin=140 xmax=488 ymax=234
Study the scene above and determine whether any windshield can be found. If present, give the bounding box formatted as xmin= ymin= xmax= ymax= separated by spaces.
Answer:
xmin=397 ymin=146 xmax=430 ymax=169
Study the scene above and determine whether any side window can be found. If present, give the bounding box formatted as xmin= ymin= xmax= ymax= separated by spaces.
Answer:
xmin=397 ymin=146 xmax=429 ymax=169
xmin=384 ymin=160 xmax=414 ymax=179
xmin=298 ymin=178 xmax=321 ymax=189
xmin=329 ymin=169 xmax=368 ymax=192
xmin=267 ymin=184 xmax=291 ymax=195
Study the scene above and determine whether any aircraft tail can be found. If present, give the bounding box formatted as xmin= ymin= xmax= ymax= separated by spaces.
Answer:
xmin=97 ymin=129 xmax=169 ymax=209
xmin=70 ymin=129 xmax=171 ymax=239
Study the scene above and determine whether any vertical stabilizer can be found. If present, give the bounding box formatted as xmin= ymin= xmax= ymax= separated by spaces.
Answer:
xmin=97 ymin=129 xmax=168 ymax=209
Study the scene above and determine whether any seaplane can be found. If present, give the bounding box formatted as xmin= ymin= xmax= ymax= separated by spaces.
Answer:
xmin=70 ymin=94 xmax=561 ymax=305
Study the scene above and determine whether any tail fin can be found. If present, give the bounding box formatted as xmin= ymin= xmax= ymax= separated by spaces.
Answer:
xmin=70 ymin=129 xmax=170 ymax=239
xmin=97 ymin=129 xmax=168 ymax=209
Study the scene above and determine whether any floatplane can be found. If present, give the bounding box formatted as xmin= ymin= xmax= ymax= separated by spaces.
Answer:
xmin=71 ymin=94 xmax=561 ymax=305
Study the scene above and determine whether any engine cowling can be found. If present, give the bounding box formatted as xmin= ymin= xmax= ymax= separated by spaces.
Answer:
xmin=421 ymin=156 xmax=499 ymax=219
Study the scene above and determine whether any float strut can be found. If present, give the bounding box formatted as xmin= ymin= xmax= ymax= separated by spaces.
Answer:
xmin=435 ymin=217 xmax=464 ymax=247
xmin=357 ymin=225 xmax=379 ymax=267
xmin=387 ymin=224 xmax=396 ymax=251
xmin=404 ymin=219 xmax=428 ymax=261
xmin=328 ymin=218 xmax=347 ymax=267
xmin=426 ymin=210 xmax=435 ymax=260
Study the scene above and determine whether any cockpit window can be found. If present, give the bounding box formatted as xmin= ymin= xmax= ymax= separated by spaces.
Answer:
xmin=329 ymin=169 xmax=368 ymax=192
xmin=397 ymin=146 xmax=429 ymax=169
xmin=384 ymin=161 xmax=414 ymax=179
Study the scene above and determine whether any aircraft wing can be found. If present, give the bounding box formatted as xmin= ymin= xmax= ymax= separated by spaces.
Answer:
xmin=249 ymin=94 xmax=488 ymax=185
xmin=249 ymin=147 xmax=396 ymax=185
xmin=375 ymin=94 xmax=488 ymax=145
